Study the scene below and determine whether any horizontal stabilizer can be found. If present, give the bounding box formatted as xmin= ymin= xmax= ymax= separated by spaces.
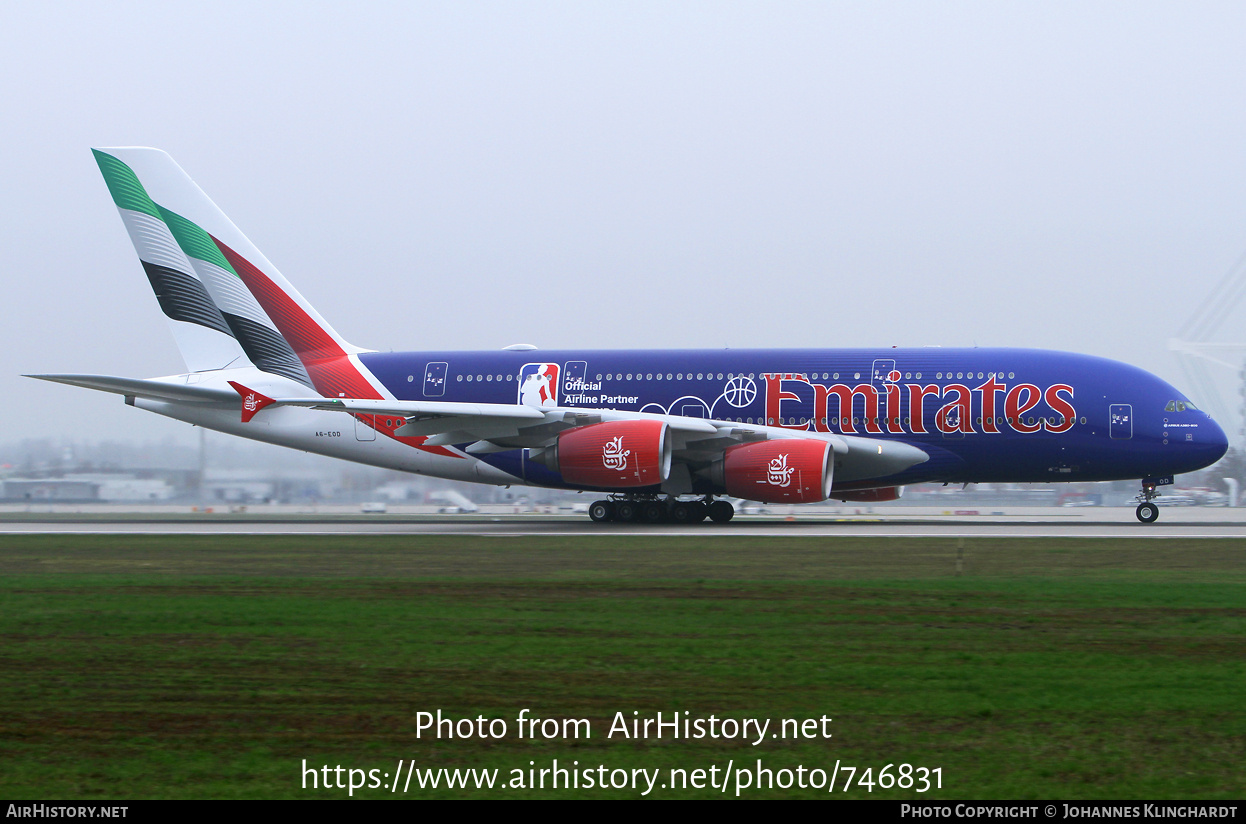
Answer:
xmin=26 ymin=374 xmax=237 ymax=404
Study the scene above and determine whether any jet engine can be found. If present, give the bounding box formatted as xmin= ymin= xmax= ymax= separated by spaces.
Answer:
xmin=705 ymin=439 xmax=834 ymax=504
xmin=530 ymin=419 xmax=671 ymax=488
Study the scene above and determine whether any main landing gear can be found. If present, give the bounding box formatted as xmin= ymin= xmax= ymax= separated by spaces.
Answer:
xmin=588 ymin=496 xmax=735 ymax=525
xmin=1135 ymin=482 xmax=1160 ymax=524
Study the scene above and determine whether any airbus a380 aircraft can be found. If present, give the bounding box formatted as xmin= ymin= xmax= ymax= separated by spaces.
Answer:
xmin=30 ymin=148 xmax=1228 ymax=524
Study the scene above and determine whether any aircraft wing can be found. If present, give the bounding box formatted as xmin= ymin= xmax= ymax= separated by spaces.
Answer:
xmin=267 ymin=395 xmax=549 ymax=422
xmin=31 ymin=374 xmax=927 ymax=486
xmin=233 ymin=382 xmax=927 ymax=482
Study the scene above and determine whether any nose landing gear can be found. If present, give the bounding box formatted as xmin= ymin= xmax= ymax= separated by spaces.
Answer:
xmin=1135 ymin=482 xmax=1160 ymax=523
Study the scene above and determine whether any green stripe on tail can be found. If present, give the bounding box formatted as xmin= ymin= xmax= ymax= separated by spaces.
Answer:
xmin=91 ymin=150 xmax=160 ymax=218
xmin=158 ymin=206 xmax=237 ymax=275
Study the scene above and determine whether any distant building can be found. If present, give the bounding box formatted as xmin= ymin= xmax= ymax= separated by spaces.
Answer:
xmin=1 ymin=478 xmax=100 ymax=502
xmin=0 ymin=474 xmax=174 ymax=502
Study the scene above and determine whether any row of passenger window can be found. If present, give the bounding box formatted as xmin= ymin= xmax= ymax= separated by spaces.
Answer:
xmin=597 ymin=372 xmax=738 ymax=381
xmin=938 ymin=371 xmax=1016 ymax=380
xmin=590 ymin=371 xmax=1020 ymax=382
xmin=439 ymin=370 xmax=1023 ymax=384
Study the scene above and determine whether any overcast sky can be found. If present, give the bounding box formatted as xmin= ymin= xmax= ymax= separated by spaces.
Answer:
xmin=4 ymin=1 xmax=1246 ymax=448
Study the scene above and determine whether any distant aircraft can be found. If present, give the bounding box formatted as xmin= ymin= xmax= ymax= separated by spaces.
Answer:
xmin=29 ymin=148 xmax=1229 ymax=524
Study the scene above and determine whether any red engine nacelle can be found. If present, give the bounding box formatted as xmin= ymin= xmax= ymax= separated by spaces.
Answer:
xmin=535 ymin=419 xmax=671 ymax=488
xmin=713 ymin=439 xmax=834 ymax=504
xmin=834 ymin=486 xmax=903 ymax=503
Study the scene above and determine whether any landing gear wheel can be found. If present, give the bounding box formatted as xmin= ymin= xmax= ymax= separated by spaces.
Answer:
xmin=614 ymin=501 xmax=638 ymax=522
xmin=708 ymin=500 xmax=735 ymax=524
xmin=1136 ymin=502 xmax=1159 ymax=524
xmin=589 ymin=500 xmax=614 ymax=522
xmin=641 ymin=501 xmax=667 ymax=523
xmin=690 ymin=502 xmax=708 ymax=523
xmin=669 ymin=502 xmax=693 ymax=524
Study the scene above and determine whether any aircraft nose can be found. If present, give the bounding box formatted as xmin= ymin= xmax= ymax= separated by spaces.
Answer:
xmin=1194 ymin=414 xmax=1230 ymax=469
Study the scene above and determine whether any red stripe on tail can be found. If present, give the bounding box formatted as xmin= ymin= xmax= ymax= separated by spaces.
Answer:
xmin=213 ymin=236 xmax=382 ymax=401
xmin=214 ymin=239 xmax=461 ymax=459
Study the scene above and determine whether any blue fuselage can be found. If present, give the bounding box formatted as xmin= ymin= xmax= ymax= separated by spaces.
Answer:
xmin=360 ymin=346 xmax=1227 ymax=491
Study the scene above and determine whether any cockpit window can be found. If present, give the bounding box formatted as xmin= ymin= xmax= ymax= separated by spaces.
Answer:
xmin=1166 ymin=400 xmax=1198 ymax=412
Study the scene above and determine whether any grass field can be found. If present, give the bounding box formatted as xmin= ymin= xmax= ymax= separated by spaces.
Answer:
xmin=0 ymin=534 xmax=1242 ymax=799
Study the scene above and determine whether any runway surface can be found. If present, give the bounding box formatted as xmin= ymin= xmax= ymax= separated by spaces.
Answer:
xmin=3 ymin=510 xmax=1246 ymax=538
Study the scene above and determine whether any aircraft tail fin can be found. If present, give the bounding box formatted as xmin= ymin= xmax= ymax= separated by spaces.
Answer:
xmin=92 ymin=148 xmax=372 ymax=396
xmin=92 ymin=148 xmax=251 ymax=375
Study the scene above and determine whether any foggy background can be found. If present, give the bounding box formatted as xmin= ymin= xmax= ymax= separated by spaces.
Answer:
xmin=4 ymin=1 xmax=1246 ymax=456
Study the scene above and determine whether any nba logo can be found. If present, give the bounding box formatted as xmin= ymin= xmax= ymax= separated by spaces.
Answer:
xmin=518 ymin=363 xmax=560 ymax=408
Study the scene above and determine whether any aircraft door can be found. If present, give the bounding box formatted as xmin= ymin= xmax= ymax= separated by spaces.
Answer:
xmin=354 ymin=414 xmax=377 ymax=441
xmin=423 ymin=362 xmax=447 ymax=397
xmin=872 ymin=358 xmax=901 ymax=432
xmin=1110 ymin=404 xmax=1132 ymax=439
xmin=941 ymin=406 xmax=965 ymax=439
